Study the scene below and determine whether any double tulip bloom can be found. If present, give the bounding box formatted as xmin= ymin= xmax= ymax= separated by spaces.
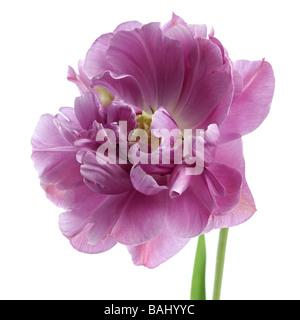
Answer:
xmin=32 ymin=14 xmax=274 ymax=268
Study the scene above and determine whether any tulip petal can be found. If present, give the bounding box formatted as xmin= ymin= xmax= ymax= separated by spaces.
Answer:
xmin=32 ymin=114 xmax=83 ymax=190
xmin=114 ymin=21 xmax=143 ymax=33
xmin=86 ymin=194 xmax=128 ymax=244
xmin=74 ymin=92 xmax=102 ymax=130
xmin=169 ymin=165 xmax=192 ymax=198
xmin=164 ymin=25 xmax=229 ymax=128
xmin=206 ymin=164 xmax=243 ymax=214
xmin=84 ymin=33 xmax=114 ymax=78
xmin=80 ymin=151 xmax=132 ymax=194
xmin=59 ymin=185 xmax=108 ymax=237
xmin=67 ymin=60 xmax=90 ymax=95
xmin=70 ymin=224 xmax=117 ymax=254
xmin=91 ymin=71 xmax=145 ymax=108
xmin=111 ymin=190 xmax=166 ymax=245
xmin=220 ymin=59 xmax=275 ymax=142
xmin=130 ymin=165 xmax=168 ymax=195
xmin=203 ymin=179 xmax=256 ymax=233
xmin=106 ymin=22 xmax=184 ymax=109
xmin=127 ymin=223 xmax=190 ymax=268
xmin=166 ymin=174 xmax=212 ymax=238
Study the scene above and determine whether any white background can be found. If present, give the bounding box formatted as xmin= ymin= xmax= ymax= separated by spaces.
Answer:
xmin=1 ymin=0 xmax=299 ymax=300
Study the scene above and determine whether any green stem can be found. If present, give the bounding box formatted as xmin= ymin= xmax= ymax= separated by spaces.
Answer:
xmin=212 ymin=228 xmax=229 ymax=300
xmin=190 ymin=234 xmax=206 ymax=300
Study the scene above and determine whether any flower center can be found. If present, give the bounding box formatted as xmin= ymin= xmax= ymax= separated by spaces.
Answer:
xmin=136 ymin=111 xmax=153 ymax=138
xmin=129 ymin=109 xmax=157 ymax=146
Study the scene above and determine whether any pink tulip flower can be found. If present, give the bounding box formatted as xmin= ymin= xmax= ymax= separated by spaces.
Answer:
xmin=32 ymin=14 xmax=274 ymax=268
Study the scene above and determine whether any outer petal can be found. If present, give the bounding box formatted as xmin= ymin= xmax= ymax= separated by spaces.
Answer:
xmin=32 ymin=114 xmax=74 ymax=149
xmin=86 ymin=194 xmax=129 ymax=244
xmin=110 ymin=190 xmax=166 ymax=245
xmin=114 ymin=21 xmax=143 ymax=33
xmin=59 ymin=184 xmax=108 ymax=237
xmin=166 ymin=174 xmax=212 ymax=238
xmin=205 ymin=164 xmax=243 ymax=214
xmin=203 ymin=137 xmax=256 ymax=231
xmin=70 ymin=224 xmax=117 ymax=254
xmin=161 ymin=13 xmax=187 ymax=32
xmin=128 ymin=223 xmax=190 ymax=268
xmin=67 ymin=60 xmax=91 ymax=95
xmin=84 ymin=33 xmax=114 ymax=78
xmin=32 ymin=114 xmax=82 ymax=190
xmin=165 ymin=25 xmax=229 ymax=128
xmin=106 ymin=22 xmax=184 ymax=109
xmin=214 ymin=138 xmax=245 ymax=172
xmin=203 ymin=180 xmax=256 ymax=233
xmin=220 ymin=59 xmax=275 ymax=142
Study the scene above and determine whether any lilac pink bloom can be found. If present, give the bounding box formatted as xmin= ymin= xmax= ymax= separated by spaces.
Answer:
xmin=31 ymin=14 xmax=275 ymax=268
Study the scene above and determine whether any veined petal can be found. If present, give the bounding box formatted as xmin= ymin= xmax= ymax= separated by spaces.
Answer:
xmin=220 ymin=59 xmax=275 ymax=142
xmin=165 ymin=26 xmax=229 ymax=128
xmin=70 ymin=224 xmax=117 ymax=254
xmin=114 ymin=21 xmax=143 ymax=33
xmin=130 ymin=165 xmax=168 ymax=195
xmin=203 ymin=179 xmax=256 ymax=233
xmin=80 ymin=151 xmax=132 ymax=194
xmin=59 ymin=185 xmax=108 ymax=237
xmin=128 ymin=222 xmax=190 ymax=268
xmin=166 ymin=174 xmax=212 ymax=238
xmin=86 ymin=194 xmax=129 ymax=244
xmin=74 ymin=92 xmax=102 ymax=130
xmin=106 ymin=101 xmax=137 ymax=132
xmin=169 ymin=165 xmax=192 ymax=198
xmin=67 ymin=60 xmax=91 ymax=95
xmin=111 ymin=190 xmax=166 ymax=245
xmin=91 ymin=71 xmax=145 ymax=108
xmin=205 ymin=164 xmax=243 ymax=214
xmin=32 ymin=114 xmax=82 ymax=189
xmin=161 ymin=13 xmax=187 ymax=32
xmin=84 ymin=33 xmax=114 ymax=78
xmin=106 ymin=22 xmax=184 ymax=109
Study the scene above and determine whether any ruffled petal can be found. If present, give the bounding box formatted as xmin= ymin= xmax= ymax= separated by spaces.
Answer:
xmin=128 ymin=222 xmax=190 ymax=268
xmin=84 ymin=33 xmax=114 ymax=78
xmin=161 ymin=13 xmax=187 ymax=32
xmin=165 ymin=25 xmax=229 ymax=128
xmin=130 ymin=165 xmax=168 ymax=195
xmin=91 ymin=71 xmax=145 ymax=108
xmin=80 ymin=151 xmax=132 ymax=194
xmin=59 ymin=185 xmax=108 ymax=237
xmin=31 ymin=114 xmax=74 ymax=150
xmin=166 ymin=174 xmax=212 ymax=238
xmin=106 ymin=101 xmax=137 ymax=132
xmin=86 ymin=194 xmax=128 ymax=244
xmin=106 ymin=22 xmax=184 ymax=109
xmin=31 ymin=114 xmax=82 ymax=190
xmin=205 ymin=164 xmax=242 ymax=214
xmin=220 ymin=59 xmax=275 ymax=142
xmin=74 ymin=92 xmax=102 ymax=130
xmin=110 ymin=190 xmax=166 ymax=245
xmin=114 ymin=21 xmax=143 ymax=33
xmin=169 ymin=165 xmax=192 ymax=198
xmin=70 ymin=224 xmax=117 ymax=254
xmin=203 ymin=179 xmax=256 ymax=233
xmin=67 ymin=60 xmax=91 ymax=95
